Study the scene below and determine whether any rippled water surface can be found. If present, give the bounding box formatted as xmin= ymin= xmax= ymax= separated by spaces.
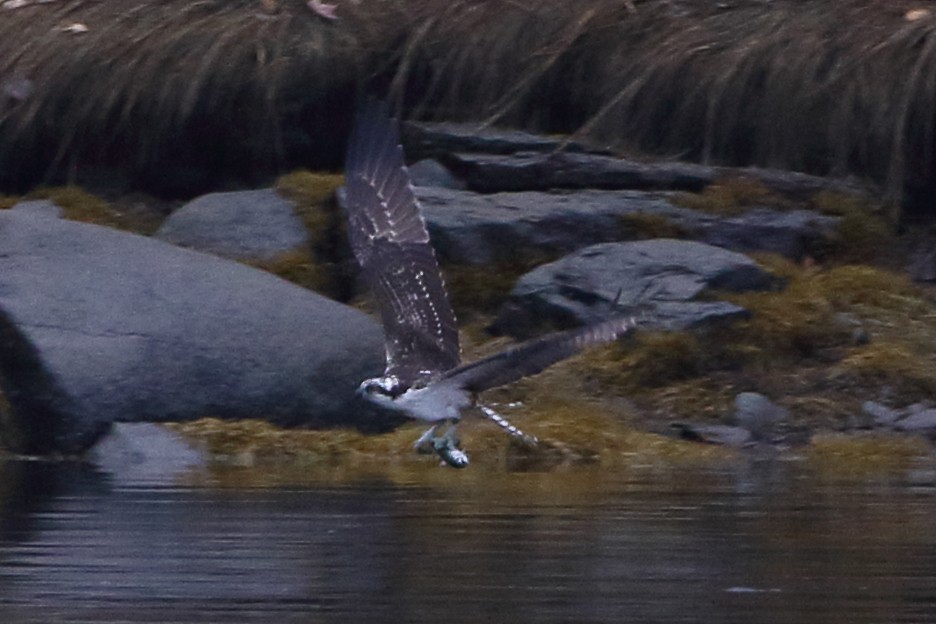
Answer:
xmin=1 ymin=459 xmax=935 ymax=623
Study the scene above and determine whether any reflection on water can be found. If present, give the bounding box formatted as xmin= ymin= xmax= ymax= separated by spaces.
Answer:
xmin=0 ymin=459 xmax=935 ymax=624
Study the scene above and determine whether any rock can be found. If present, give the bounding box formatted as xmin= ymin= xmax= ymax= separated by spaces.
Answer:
xmin=154 ymin=188 xmax=309 ymax=261
xmin=0 ymin=211 xmax=386 ymax=455
xmin=9 ymin=199 xmax=63 ymax=219
xmin=87 ymin=423 xmax=204 ymax=485
xmin=686 ymin=207 xmax=840 ymax=260
xmin=416 ymin=187 xmax=838 ymax=266
xmin=492 ymin=239 xmax=776 ymax=338
xmin=908 ymin=245 xmax=936 ymax=283
xmin=409 ymin=159 xmax=465 ymax=189
xmin=862 ymin=400 xmax=902 ymax=427
xmin=402 ymin=121 xmax=602 ymax=161
xmin=734 ymin=392 xmax=787 ymax=441
xmin=671 ymin=423 xmax=753 ymax=447
xmin=417 ymin=187 xmax=684 ymax=265
xmin=894 ymin=409 xmax=936 ymax=433
xmin=733 ymin=167 xmax=870 ymax=201
xmin=443 ymin=151 xmax=715 ymax=193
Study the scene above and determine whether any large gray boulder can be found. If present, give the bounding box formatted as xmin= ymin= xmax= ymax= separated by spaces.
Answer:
xmin=0 ymin=210 xmax=385 ymax=455
xmin=154 ymin=188 xmax=309 ymax=261
xmin=492 ymin=239 xmax=776 ymax=338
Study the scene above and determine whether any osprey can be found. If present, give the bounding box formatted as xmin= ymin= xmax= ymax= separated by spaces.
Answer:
xmin=339 ymin=100 xmax=635 ymax=468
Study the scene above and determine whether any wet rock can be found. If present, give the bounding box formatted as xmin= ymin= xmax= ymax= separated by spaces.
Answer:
xmin=0 ymin=211 xmax=385 ymax=455
xmin=402 ymin=121 xmax=601 ymax=161
xmin=894 ymin=409 xmax=936 ymax=433
xmin=409 ymin=159 xmax=465 ymax=190
xmin=671 ymin=423 xmax=753 ymax=447
xmin=733 ymin=166 xmax=868 ymax=201
xmin=862 ymin=401 xmax=902 ymax=427
xmin=443 ymin=151 xmax=715 ymax=193
xmin=154 ymin=188 xmax=309 ymax=261
xmin=734 ymin=392 xmax=787 ymax=441
xmin=87 ymin=423 xmax=204 ymax=485
xmin=687 ymin=207 xmax=839 ymax=260
xmin=10 ymin=199 xmax=63 ymax=219
xmin=492 ymin=239 xmax=776 ymax=338
xmin=908 ymin=245 xmax=936 ymax=283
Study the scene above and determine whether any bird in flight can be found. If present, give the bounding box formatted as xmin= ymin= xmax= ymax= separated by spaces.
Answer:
xmin=339 ymin=99 xmax=635 ymax=468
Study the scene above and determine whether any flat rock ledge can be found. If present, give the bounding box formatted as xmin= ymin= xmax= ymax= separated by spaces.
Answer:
xmin=492 ymin=239 xmax=777 ymax=338
xmin=0 ymin=210 xmax=386 ymax=455
xmin=416 ymin=187 xmax=839 ymax=265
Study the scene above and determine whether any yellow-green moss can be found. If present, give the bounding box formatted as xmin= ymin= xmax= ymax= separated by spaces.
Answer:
xmin=576 ymin=332 xmax=708 ymax=392
xmin=0 ymin=195 xmax=20 ymax=210
xmin=272 ymin=171 xmax=346 ymax=297
xmin=248 ymin=249 xmax=331 ymax=293
xmin=811 ymin=191 xmax=897 ymax=263
xmin=444 ymin=249 xmax=555 ymax=317
xmin=617 ymin=213 xmax=686 ymax=239
xmin=444 ymin=264 xmax=530 ymax=316
xmin=833 ymin=343 xmax=936 ymax=399
xmin=805 ymin=431 xmax=931 ymax=477
xmin=673 ymin=176 xmax=782 ymax=216
xmin=24 ymin=186 xmax=157 ymax=233
xmin=168 ymin=398 xmax=733 ymax=473
xmin=274 ymin=170 xmax=343 ymax=247
xmin=726 ymin=264 xmax=925 ymax=362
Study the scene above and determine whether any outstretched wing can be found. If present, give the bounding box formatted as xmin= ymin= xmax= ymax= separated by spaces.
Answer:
xmin=438 ymin=317 xmax=636 ymax=394
xmin=340 ymin=99 xmax=460 ymax=383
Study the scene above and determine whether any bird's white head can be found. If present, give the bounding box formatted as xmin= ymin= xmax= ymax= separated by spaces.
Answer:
xmin=357 ymin=375 xmax=405 ymax=408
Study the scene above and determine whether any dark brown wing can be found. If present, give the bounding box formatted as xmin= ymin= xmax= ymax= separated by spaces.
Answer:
xmin=340 ymin=99 xmax=460 ymax=383
xmin=438 ymin=316 xmax=635 ymax=394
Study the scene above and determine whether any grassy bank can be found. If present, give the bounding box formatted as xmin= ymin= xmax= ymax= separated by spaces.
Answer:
xmin=1 ymin=0 xmax=935 ymax=210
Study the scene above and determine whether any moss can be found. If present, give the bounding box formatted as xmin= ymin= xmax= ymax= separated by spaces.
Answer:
xmin=274 ymin=170 xmax=343 ymax=252
xmin=617 ymin=212 xmax=686 ymax=239
xmin=725 ymin=264 xmax=924 ymax=362
xmin=24 ymin=186 xmax=156 ymax=233
xmin=444 ymin=248 xmax=556 ymax=317
xmin=248 ymin=249 xmax=332 ymax=293
xmin=833 ymin=344 xmax=936 ymax=399
xmin=805 ymin=432 xmax=930 ymax=477
xmin=445 ymin=264 xmax=528 ymax=316
xmin=168 ymin=398 xmax=734 ymax=473
xmin=273 ymin=171 xmax=347 ymax=297
xmin=811 ymin=191 xmax=897 ymax=263
xmin=0 ymin=195 xmax=20 ymax=210
xmin=672 ymin=176 xmax=782 ymax=216
xmin=577 ymin=332 xmax=709 ymax=392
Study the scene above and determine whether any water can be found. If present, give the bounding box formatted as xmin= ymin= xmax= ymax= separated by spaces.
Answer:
xmin=0 ymin=459 xmax=935 ymax=624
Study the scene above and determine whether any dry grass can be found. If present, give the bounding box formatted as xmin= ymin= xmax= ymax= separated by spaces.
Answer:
xmin=673 ymin=176 xmax=785 ymax=216
xmin=0 ymin=0 xmax=933 ymax=207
